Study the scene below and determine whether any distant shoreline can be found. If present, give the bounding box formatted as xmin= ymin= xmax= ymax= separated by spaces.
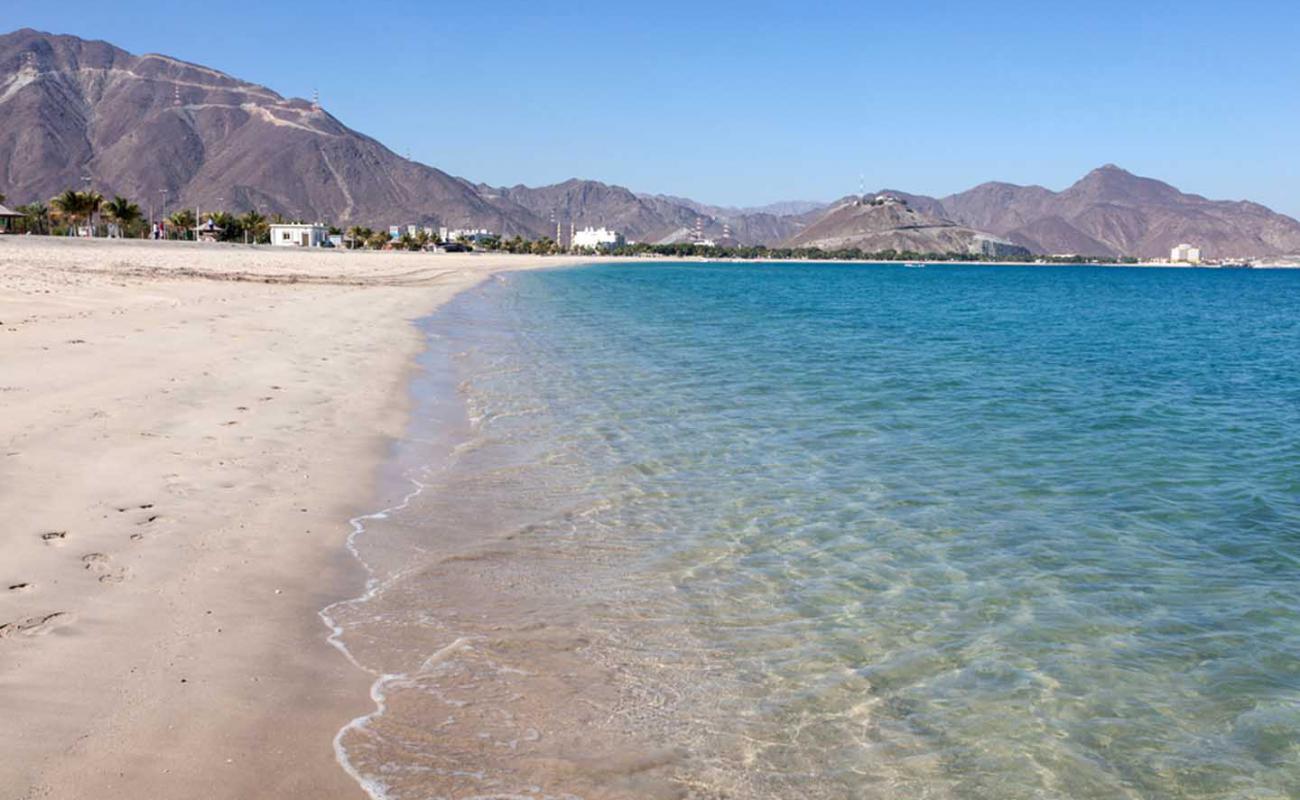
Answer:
xmin=615 ymin=254 xmax=1300 ymax=269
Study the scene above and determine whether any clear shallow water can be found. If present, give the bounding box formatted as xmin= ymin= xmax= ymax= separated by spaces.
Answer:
xmin=334 ymin=263 xmax=1300 ymax=799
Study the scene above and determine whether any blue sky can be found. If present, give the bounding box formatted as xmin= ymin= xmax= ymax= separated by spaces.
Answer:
xmin=10 ymin=1 xmax=1299 ymax=215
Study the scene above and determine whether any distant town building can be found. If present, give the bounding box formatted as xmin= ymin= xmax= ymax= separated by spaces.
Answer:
xmin=572 ymin=226 xmax=625 ymax=250
xmin=270 ymin=223 xmax=329 ymax=247
xmin=971 ymin=234 xmax=1032 ymax=259
xmin=440 ymin=227 xmax=494 ymax=243
xmin=388 ymin=224 xmax=421 ymax=240
xmin=1170 ymin=243 xmax=1202 ymax=264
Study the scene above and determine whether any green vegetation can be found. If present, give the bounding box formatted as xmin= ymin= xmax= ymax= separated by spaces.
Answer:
xmin=240 ymin=210 xmax=270 ymax=243
xmin=14 ymin=202 xmax=51 ymax=234
xmin=168 ymin=208 xmax=196 ymax=238
xmin=103 ymin=196 xmax=145 ymax=237
xmin=0 ymin=185 xmax=285 ymax=242
xmin=49 ymin=189 xmax=104 ymax=233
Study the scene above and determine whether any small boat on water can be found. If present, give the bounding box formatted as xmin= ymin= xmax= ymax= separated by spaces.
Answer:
xmin=904 ymin=261 xmax=925 ymax=268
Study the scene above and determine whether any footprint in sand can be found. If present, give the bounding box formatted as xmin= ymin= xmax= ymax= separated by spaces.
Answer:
xmin=7 ymin=582 xmax=33 ymax=592
xmin=164 ymin=474 xmax=193 ymax=498
xmin=0 ymin=612 xmax=74 ymax=639
xmin=82 ymin=553 xmax=131 ymax=584
xmin=40 ymin=531 xmax=68 ymax=545
xmin=82 ymin=553 xmax=110 ymax=570
xmin=98 ymin=568 xmax=131 ymax=584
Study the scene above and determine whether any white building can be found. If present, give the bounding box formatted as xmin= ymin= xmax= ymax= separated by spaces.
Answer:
xmin=572 ymin=226 xmax=625 ymax=250
xmin=271 ymin=223 xmax=330 ymax=248
xmin=388 ymin=224 xmax=423 ymax=240
xmin=1170 ymin=243 xmax=1202 ymax=264
xmin=440 ymin=227 xmax=494 ymax=243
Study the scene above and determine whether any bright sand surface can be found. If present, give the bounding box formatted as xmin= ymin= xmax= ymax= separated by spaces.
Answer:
xmin=0 ymin=237 xmax=590 ymax=800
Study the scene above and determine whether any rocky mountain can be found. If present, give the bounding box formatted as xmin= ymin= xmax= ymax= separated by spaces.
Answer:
xmin=641 ymin=194 xmax=825 ymax=220
xmin=4 ymin=29 xmax=1298 ymax=258
xmin=0 ymin=29 xmax=809 ymax=243
xmin=788 ymin=167 xmax=1300 ymax=259
xmin=476 ymin=181 xmax=809 ymax=246
xmin=486 ymin=180 xmax=704 ymax=244
xmin=935 ymin=166 xmax=1300 ymax=259
xmin=0 ymin=28 xmax=559 ymax=234
xmin=782 ymin=197 xmax=1030 ymax=257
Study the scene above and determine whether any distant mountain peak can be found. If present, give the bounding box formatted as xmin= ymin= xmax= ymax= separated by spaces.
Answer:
xmin=938 ymin=165 xmax=1300 ymax=259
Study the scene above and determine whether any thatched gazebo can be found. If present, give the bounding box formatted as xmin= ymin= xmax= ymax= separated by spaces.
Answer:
xmin=0 ymin=204 xmax=24 ymax=234
xmin=192 ymin=219 xmax=225 ymax=243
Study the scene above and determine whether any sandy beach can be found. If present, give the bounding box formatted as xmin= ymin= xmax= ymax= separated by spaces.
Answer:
xmin=0 ymin=237 xmax=587 ymax=800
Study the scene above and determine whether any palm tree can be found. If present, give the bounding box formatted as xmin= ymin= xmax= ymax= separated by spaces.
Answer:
xmin=207 ymin=211 xmax=239 ymax=242
xmin=18 ymin=202 xmax=50 ymax=235
xmin=239 ymin=210 xmax=268 ymax=244
xmin=50 ymin=189 xmax=84 ymax=232
xmin=50 ymin=190 xmax=107 ymax=236
xmin=103 ymin=196 xmax=142 ymax=238
xmin=346 ymin=225 xmax=368 ymax=249
xmin=169 ymin=209 xmax=196 ymax=240
xmin=82 ymin=191 xmax=104 ymax=234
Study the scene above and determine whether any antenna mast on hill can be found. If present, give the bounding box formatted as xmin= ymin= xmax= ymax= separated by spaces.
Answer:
xmin=312 ymin=88 xmax=320 ymax=111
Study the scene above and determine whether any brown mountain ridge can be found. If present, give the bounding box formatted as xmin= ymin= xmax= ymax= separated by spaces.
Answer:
xmin=2 ymin=29 xmax=1298 ymax=258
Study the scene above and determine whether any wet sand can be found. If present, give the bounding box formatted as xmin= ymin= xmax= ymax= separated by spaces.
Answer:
xmin=0 ymin=237 xmax=590 ymax=800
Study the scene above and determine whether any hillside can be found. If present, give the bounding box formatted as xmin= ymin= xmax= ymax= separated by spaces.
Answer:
xmin=936 ymin=166 xmax=1300 ymax=258
xmin=782 ymin=197 xmax=1030 ymax=257
xmin=0 ymin=29 xmax=554 ymax=233
xmin=0 ymin=29 xmax=788 ymax=241
xmin=4 ymin=30 xmax=1300 ymax=257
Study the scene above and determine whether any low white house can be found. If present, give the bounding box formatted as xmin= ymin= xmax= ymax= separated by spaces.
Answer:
xmin=271 ymin=223 xmax=330 ymax=248
xmin=572 ymin=226 xmax=625 ymax=250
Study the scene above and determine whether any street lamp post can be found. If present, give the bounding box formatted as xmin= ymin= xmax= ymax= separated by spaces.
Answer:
xmin=81 ymin=175 xmax=94 ymax=237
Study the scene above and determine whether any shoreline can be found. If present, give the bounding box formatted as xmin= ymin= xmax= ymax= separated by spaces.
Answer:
xmin=0 ymin=237 xmax=595 ymax=799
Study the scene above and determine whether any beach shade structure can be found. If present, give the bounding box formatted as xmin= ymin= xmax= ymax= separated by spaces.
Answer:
xmin=0 ymin=204 xmax=24 ymax=233
xmin=192 ymin=218 xmax=225 ymax=243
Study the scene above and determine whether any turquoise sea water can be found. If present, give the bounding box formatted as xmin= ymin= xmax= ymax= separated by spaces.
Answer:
xmin=337 ymin=263 xmax=1300 ymax=799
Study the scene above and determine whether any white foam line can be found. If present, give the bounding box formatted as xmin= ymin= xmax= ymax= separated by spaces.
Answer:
xmin=319 ymin=461 xmax=452 ymax=800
